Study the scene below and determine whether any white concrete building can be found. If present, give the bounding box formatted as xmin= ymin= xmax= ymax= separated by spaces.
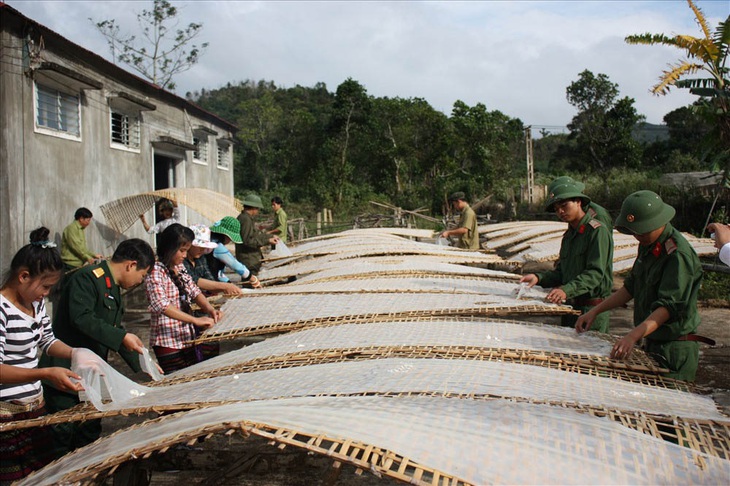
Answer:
xmin=0 ymin=3 xmax=237 ymax=269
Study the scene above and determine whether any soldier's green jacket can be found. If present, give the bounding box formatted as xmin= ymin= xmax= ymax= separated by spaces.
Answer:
xmin=235 ymin=210 xmax=271 ymax=274
xmin=456 ymin=205 xmax=480 ymax=250
xmin=587 ymin=202 xmax=612 ymax=228
xmin=624 ymin=224 xmax=702 ymax=381
xmin=625 ymin=224 xmax=702 ymax=341
xmin=40 ymin=261 xmax=140 ymax=373
xmin=537 ymin=212 xmax=614 ymax=301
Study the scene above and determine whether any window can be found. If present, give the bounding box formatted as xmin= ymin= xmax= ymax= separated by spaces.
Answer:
xmin=110 ymin=110 xmax=141 ymax=149
xmin=193 ymin=135 xmax=208 ymax=164
xmin=35 ymin=82 xmax=80 ymax=137
xmin=217 ymin=141 xmax=230 ymax=170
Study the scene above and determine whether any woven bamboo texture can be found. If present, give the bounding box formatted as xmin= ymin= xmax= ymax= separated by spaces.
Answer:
xmin=253 ymin=275 xmax=543 ymax=297
xmin=261 ymin=254 xmax=518 ymax=283
xmin=18 ymin=397 xmax=730 ymax=486
xmin=197 ymin=292 xmax=579 ymax=341
xmin=99 ymin=188 xmax=243 ymax=233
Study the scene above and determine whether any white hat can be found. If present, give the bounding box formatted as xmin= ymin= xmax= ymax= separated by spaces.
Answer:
xmin=189 ymin=224 xmax=217 ymax=249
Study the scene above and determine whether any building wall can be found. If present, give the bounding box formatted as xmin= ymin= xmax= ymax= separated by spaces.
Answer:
xmin=0 ymin=11 xmax=236 ymax=270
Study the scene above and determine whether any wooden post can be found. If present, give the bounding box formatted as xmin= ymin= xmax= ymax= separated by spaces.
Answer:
xmin=316 ymin=212 xmax=322 ymax=235
xmin=525 ymin=126 xmax=534 ymax=206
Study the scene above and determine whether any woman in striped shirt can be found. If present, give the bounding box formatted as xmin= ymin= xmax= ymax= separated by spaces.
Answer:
xmin=145 ymin=224 xmax=222 ymax=374
xmin=1 ymin=227 xmax=83 ymax=483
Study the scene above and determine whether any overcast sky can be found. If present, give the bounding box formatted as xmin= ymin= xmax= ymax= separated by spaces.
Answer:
xmin=8 ymin=0 xmax=729 ymax=132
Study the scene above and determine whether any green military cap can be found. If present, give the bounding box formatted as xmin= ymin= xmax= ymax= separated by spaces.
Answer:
xmin=615 ymin=190 xmax=675 ymax=235
xmin=241 ymin=193 xmax=264 ymax=209
xmin=210 ymin=216 xmax=243 ymax=244
xmin=547 ymin=176 xmax=585 ymax=193
xmin=544 ymin=182 xmax=591 ymax=212
xmin=448 ymin=191 xmax=466 ymax=202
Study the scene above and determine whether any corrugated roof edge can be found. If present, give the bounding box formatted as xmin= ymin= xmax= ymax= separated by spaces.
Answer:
xmin=0 ymin=2 xmax=238 ymax=133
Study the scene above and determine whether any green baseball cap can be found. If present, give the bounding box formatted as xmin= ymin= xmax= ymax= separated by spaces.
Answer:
xmin=448 ymin=191 xmax=466 ymax=202
xmin=241 ymin=194 xmax=264 ymax=209
xmin=547 ymin=176 xmax=585 ymax=193
xmin=615 ymin=190 xmax=675 ymax=235
xmin=544 ymin=182 xmax=590 ymax=212
xmin=210 ymin=216 xmax=243 ymax=244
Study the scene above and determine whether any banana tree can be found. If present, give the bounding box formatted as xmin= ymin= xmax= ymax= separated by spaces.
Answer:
xmin=626 ymin=0 xmax=729 ymax=231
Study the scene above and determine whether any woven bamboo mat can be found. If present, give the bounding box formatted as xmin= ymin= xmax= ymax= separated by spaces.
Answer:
xmin=261 ymin=254 xmax=519 ymax=282
xmin=17 ymin=397 xmax=730 ymax=486
xmin=99 ymin=188 xmax=243 ymax=234
xmin=252 ymin=275 xmax=541 ymax=298
xmin=198 ymin=292 xmax=578 ymax=341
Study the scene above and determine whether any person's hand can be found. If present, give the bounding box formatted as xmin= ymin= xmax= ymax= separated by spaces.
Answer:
xmin=249 ymin=275 xmax=262 ymax=289
xmin=440 ymin=230 xmax=450 ymax=238
xmin=224 ymin=283 xmax=244 ymax=295
xmin=94 ymin=254 xmax=104 ymax=260
xmin=193 ymin=316 xmax=215 ymax=329
xmin=44 ymin=367 xmax=84 ymax=393
xmin=209 ymin=309 xmax=223 ymax=323
xmin=519 ymin=274 xmax=538 ymax=288
xmin=269 ymin=237 xmax=280 ymax=246
xmin=707 ymin=223 xmax=730 ymax=249
xmin=139 ymin=214 xmax=146 ymax=220
xmin=122 ymin=333 xmax=145 ymax=354
xmin=575 ymin=311 xmax=595 ymax=333
xmin=545 ymin=288 xmax=567 ymax=304
xmin=610 ymin=331 xmax=641 ymax=360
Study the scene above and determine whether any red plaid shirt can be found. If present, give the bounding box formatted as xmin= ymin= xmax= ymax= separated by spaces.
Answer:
xmin=145 ymin=262 xmax=201 ymax=349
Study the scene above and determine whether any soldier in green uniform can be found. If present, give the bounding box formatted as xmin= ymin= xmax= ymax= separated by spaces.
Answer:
xmin=40 ymin=238 xmax=156 ymax=455
xmin=520 ymin=183 xmax=614 ymax=331
xmin=547 ymin=176 xmax=612 ymax=227
xmin=441 ymin=192 xmax=480 ymax=250
xmin=576 ymin=191 xmax=704 ymax=382
xmin=235 ymin=194 xmax=279 ymax=275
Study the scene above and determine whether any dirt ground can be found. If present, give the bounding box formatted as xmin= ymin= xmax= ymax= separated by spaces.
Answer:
xmin=98 ymin=281 xmax=730 ymax=486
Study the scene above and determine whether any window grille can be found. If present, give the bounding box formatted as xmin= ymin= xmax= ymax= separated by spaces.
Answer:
xmin=217 ymin=143 xmax=230 ymax=169
xmin=35 ymin=83 xmax=80 ymax=136
xmin=194 ymin=136 xmax=209 ymax=162
xmin=110 ymin=111 xmax=140 ymax=149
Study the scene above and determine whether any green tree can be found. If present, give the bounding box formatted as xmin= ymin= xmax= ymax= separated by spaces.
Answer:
xmin=236 ymin=91 xmax=284 ymax=192
xmin=449 ymin=101 xmax=524 ymax=197
xmin=92 ymin=0 xmax=208 ymax=90
xmin=322 ymin=78 xmax=372 ymax=206
xmin=564 ymin=70 xmax=644 ymax=171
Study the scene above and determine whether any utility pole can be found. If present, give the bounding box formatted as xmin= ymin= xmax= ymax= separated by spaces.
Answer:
xmin=525 ymin=126 xmax=534 ymax=205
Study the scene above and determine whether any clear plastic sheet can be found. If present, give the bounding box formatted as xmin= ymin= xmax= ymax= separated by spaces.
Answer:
xmin=204 ymin=291 xmax=565 ymax=338
xmin=78 ymin=357 xmax=724 ymax=420
xmin=268 ymin=240 xmax=293 ymax=258
xmin=72 ymin=349 xmax=148 ymax=411
xmin=262 ymin=253 xmax=507 ymax=281
xmin=21 ymin=396 xmax=730 ymax=486
xmin=254 ymin=275 xmax=547 ymax=299
xmin=138 ymin=347 xmax=164 ymax=381
xmin=293 ymin=256 xmax=512 ymax=282
xmin=175 ymin=319 xmax=612 ymax=378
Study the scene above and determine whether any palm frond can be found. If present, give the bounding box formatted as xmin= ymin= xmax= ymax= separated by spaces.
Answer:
xmin=687 ymin=0 xmax=712 ymax=40
xmin=653 ymin=62 xmax=702 ymax=95
xmin=625 ymin=33 xmax=676 ymax=46
xmin=675 ymin=35 xmax=719 ymax=62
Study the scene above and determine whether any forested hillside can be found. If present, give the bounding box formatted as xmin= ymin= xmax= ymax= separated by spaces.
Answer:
xmin=187 ymin=74 xmax=719 ymax=231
